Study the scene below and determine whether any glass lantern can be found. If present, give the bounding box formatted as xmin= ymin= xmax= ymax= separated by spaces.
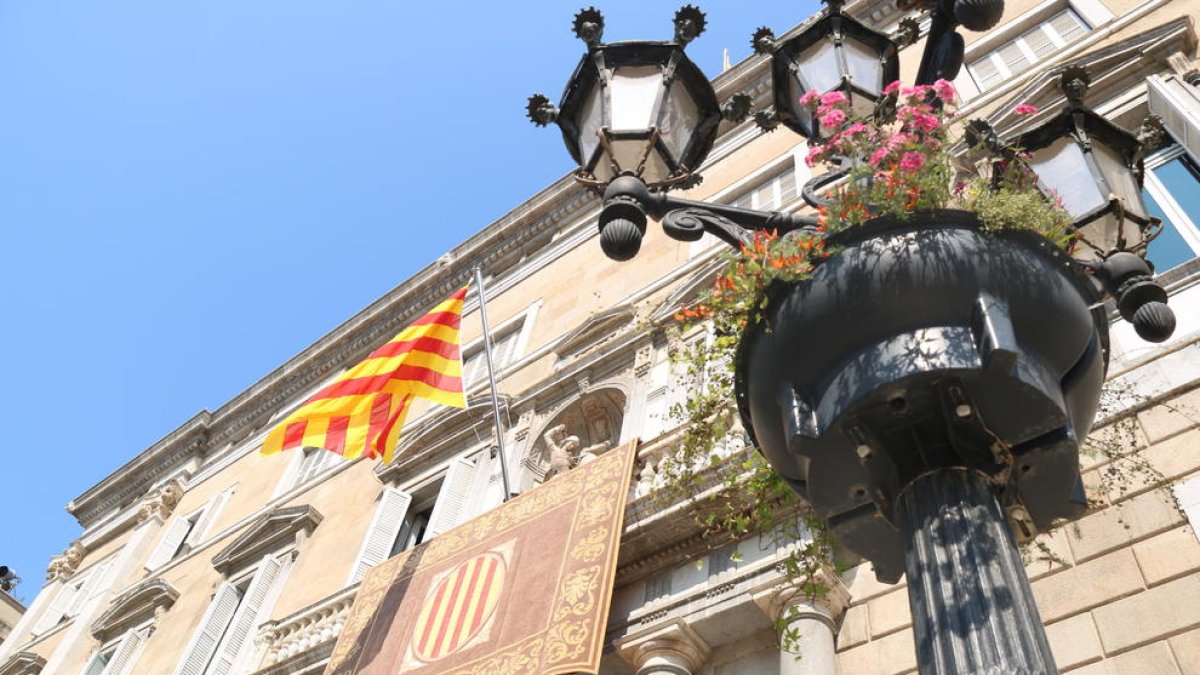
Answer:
xmin=1014 ymin=72 xmax=1155 ymax=259
xmin=555 ymin=41 xmax=721 ymax=188
xmin=765 ymin=2 xmax=899 ymax=140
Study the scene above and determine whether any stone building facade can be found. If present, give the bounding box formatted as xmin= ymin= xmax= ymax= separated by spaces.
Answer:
xmin=0 ymin=591 xmax=24 ymax=648
xmin=1 ymin=1 xmax=1199 ymax=674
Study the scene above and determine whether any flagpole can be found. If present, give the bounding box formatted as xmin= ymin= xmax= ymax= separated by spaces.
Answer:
xmin=473 ymin=267 xmax=517 ymax=502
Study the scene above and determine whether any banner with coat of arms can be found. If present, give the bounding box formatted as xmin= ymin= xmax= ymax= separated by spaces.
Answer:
xmin=326 ymin=439 xmax=638 ymax=675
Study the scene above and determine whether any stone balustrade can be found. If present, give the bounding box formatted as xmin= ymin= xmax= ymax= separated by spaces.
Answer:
xmin=256 ymin=585 xmax=357 ymax=671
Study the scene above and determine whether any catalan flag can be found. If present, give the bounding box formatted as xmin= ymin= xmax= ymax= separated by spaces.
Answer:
xmin=262 ymin=286 xmax=468 ymax=464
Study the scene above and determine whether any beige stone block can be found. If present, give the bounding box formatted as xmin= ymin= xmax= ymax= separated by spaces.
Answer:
xmin=1032 ymin=548 xmax=1144 ymax=623
xmin=1082 ymin=418 xmax=1148 ymax=471
xmin=867 ymin=589 xmax=912 ymax=638
xmin=836 ymin=628 xmax=917 ymax=675
xmin=1095 ymin=431 xmax=1200 ymax=503
xmin=1139 ymin=388 xmax=1200 ymax=445
xmin=1066 ymin=489 xmax=1186 ymax=563
xmin=1069 ymin=641 xmax=1182 ymax=675
xmin=1170 ymin=627 xmax=1200 ymax=675
xmin=1133 ymin=526 xmax=1200 ymax=586
xmin=1046 ymin=613 xmax=1103 ymax=671
xmin=838 ymin=603 xmax=870 ymax=650
xmin=1092 ymin=573 xmax=1200 ymax=655
xmin=841 ymin=563 xmax=905 ymax=604
xmin=1024 ymin=528 xmax=1076 ymax=582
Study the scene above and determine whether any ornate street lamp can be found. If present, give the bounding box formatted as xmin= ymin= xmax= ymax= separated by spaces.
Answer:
xmin=751 ymin=0 xmax=901 ymax=139
xmin=527 ymin=5 xmax=1173 ymax=675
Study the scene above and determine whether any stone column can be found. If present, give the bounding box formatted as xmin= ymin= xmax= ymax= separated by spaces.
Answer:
xmin=752 ymin=568 xmax=850 ymax=675
xmin=616 ymin=619 xmax=710 ymax=675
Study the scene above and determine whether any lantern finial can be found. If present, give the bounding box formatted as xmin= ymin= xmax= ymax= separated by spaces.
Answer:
xmin=573 ymin=7 xmax=605 ymax=48
xmin=526 ymin=94 xmax=558 ymax=127
xmin=1060 ymin=66 xmax=1091 ymax=107
xmin=674 ymin=6 xmax=707 ymax=46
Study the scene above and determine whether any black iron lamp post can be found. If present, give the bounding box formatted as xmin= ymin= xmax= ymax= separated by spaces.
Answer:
xmin=528 ymin=5 xmax=1174 ymax=675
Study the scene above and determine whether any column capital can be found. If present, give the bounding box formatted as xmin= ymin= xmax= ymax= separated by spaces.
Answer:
xmin=615 ymin=618 xmax=710 ymax=674
xmin=750 ymin=566 xmax=851 ymax=629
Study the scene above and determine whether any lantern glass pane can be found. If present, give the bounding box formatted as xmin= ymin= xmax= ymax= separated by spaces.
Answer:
xmin=609 ymin=138 xmax=670 ymax=185
xmin=610 ymin=65 xmax=663 ymax=131
xmin=659 ymin=81 xmax=700 ymax=165
xmin=1029 ymin=136 xmax=1107 ymax=219
xmin=578 ymin=83 xmax=603 ymax=170
xmin=788 ymin=72 xmax=816 ymax=135
xmin=1093 ymin=141 xmax=1147 ymax=221
xmin=842 ymin=38 xmax=883 ymax=95
xmin=797 ymin=39 xmax=842 ymax=94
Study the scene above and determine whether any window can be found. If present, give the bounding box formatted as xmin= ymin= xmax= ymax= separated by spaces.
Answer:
xmin=644 ymin=570 xmax=673 ymax=603
xmin=294 ymin=446 xmax=340 ymax=486
xmin=461 ymin=325 xmax=523 ymax=388
xmin=348 ymin=456 xmax=477 ymax=583
xmin=1143 ymin=146 xmax=1200 ymax=273
xmin=728 ymin=164 xmax=798 ymax=212
xmin=145 ymin=488 xmax=234 ymax=571
xmin=81 ymin=626 xmax=150 ymax=675
xmin=967 ymin=9 xmax=1089 ymax=91
xmin=31 ymin=562 xmax=113 ymax=635
xmin=172 ymin=555 xmax=286 ymax=675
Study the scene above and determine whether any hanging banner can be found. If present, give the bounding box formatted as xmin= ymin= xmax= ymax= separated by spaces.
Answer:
xmin=326 ymin=439 xmax=638 ymax=675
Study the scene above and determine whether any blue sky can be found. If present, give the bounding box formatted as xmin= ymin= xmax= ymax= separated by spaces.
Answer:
xmin=0 ymin=1 xmax=818 ymax=603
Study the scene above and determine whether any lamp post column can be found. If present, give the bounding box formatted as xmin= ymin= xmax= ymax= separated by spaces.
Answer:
xmin=900 ymin=469 xmax=1057 ymax=675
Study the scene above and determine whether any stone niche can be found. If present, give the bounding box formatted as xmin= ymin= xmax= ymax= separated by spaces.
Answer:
xmin=522 ymin=388 xmax=625 ymax=489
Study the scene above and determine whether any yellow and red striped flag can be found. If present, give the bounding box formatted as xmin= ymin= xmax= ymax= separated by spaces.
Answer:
xmin=262 ymin=286 xmax=468 ymax=464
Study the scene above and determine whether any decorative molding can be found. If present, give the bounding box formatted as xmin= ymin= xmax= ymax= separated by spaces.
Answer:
xmin=552 ymin=305 xmax=636 ymax=364
xmin=1167 ymin=50 xmax=1200 ymax=86
xmin=90 ymin=579 xmax=179 ymax=642
xmin=0 ymin=653 xmax=44 ymax=675
xmin=45 ymin=542 xmax=85 ymax=582
xmin=211 ymin=505 xmax=322 ymax=576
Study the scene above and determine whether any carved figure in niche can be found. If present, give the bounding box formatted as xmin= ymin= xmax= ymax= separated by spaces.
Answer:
xmin=543 ymin=424 xmax=581 ymax=480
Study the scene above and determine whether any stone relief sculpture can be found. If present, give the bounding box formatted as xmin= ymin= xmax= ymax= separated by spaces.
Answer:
xmin=46 ymin=541 xmax=85 ymax=581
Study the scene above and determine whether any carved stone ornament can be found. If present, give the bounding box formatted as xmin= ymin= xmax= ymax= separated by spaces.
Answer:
xmin=45 ymin=541 xmax=85 ymax=582
xmin=750 ymin=567 xmax=851 ymax=628
xmin=0 ymin=652 xmax=46 ymax=675
xmin=615 ymin=618 xmax=711 ymax=674
xmin=135 ymin=477 xmax=185 ymax=524
xmin=90 ymin=578 xmax=179 ymax=642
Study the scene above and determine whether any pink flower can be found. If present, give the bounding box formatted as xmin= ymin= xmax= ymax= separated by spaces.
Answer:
xmin=1014 ymin=104 xmax=1038 ymax=116
xmin=820 ymin=90 xmax=848 ymax=107
xmin=844 ymin=122 xmax=868 ymax=136
xmin=912 ymin=112 xmax=940 ymax=132
xmin=899 ymin=151 xmax=925 ymax=172
xmin=883 ymin=81 xmax=901 ymax=95
xmin=885 ymin=131 xmax=912 ymax=149
xmin=819 ymin=109 xmax=846 ymax=129
xmin=869 ymin=148 xmax=891 ymax=166
xmin=799 ymin=90 xmax=821 ymax=107
xmin=805 ymin=145 xmax=825 ymax=167
xmin=933 ymin=79 xmax=956 ymax=101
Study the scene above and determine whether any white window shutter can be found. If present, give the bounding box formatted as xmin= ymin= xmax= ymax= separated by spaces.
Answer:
xmin=207 ymin=556 xmax=284 ymax=675
xmin=80 ymin=650 xmax=107 ymax=675
xmin=147 ymin=517 xmax=192 ymax=571
xmin=32 ymin=582 xmax=76 ymax=634
xmin=68 ymin=562 xmax=112 ymax=617
xmin=350 ymin=488 xmax=412 ymax=583
xmin=426 ymin=457 xmax=477 ymax=538
xmin=172 ymin=582 xmax=241 ymax=675
xmin=103 ymin=628 xmax=148 ymax=675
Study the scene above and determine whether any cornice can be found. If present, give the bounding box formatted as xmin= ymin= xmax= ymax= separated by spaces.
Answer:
xmin=0 ymin=652 xmax=44 ymax=675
